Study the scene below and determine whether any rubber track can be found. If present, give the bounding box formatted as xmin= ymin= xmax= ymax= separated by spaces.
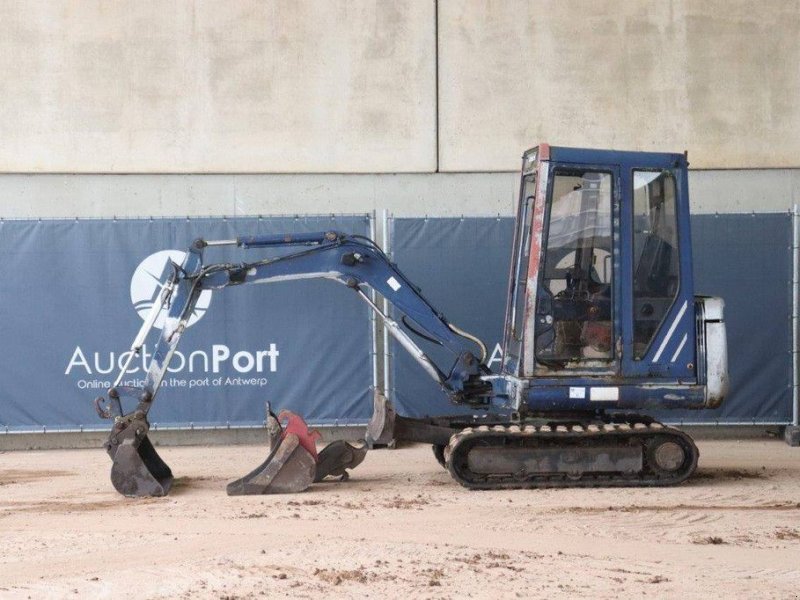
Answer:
xmin=445 ymin=421 xmax=699 ymax=490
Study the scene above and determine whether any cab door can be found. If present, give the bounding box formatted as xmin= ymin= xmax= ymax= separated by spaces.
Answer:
xmin=619 ymin=157 xmax=696 ymax=381
xmin=531 ymin=163 xmax=621 ymax=376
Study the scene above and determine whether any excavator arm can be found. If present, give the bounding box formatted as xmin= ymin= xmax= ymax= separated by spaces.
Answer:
xmin=96 ymin=231 xmax=494 ymax=497
xmin=101 ymin=231 xmax=491 ymax=421
xmin=201 ymin=231 xmax=491 ymax=399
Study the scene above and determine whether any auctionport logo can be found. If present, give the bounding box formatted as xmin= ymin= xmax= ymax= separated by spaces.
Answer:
xmin=130 ymin=250 xmax=212 ymax=329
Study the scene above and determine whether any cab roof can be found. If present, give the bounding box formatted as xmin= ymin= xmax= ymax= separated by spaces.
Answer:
xmin=524 ymin=143 xmax=688 ymax=169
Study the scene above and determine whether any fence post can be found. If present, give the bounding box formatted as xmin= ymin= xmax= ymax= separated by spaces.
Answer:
xmin=793 ymin=205 xmax=799 ymax=427
xmin=368 ymin=211 xmax=379 ymax=396
xmin=382 ymin=209 xmax=392 ymax=401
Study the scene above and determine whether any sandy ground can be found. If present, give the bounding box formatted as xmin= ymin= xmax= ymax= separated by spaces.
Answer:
xmin=1 ymin=439 xmax=800 ymax=599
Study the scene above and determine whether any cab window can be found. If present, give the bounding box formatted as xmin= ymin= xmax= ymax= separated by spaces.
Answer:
xmin=535 ymin=170 xmax=613 ymax=364
xmin=632 ymin=170 xmax=680 ymax=359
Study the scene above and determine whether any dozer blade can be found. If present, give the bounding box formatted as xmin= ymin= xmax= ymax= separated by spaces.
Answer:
xmin=314 ymin=440 xmax=368 ymax=482
xmin=365 ymin=391 xmax=395 ymax=448
xmin=105 ymin=417 xmax=173 ymax=497
xmin=226 ymin=409 xmax=320 ymax=496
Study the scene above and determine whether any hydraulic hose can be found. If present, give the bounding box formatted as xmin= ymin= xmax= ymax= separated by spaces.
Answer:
xmin=447 ymin=323 xmax=488 ymax=364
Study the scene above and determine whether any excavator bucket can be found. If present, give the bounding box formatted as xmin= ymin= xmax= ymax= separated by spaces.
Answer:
xmin=105 ymin=416 xmax=173 ymax=497
xmin=226 ymin=409 xmax=320 ymax=495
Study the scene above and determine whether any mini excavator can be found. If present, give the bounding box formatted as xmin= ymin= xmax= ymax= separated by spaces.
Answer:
xmin=95 ymin=144 xmax=728 ymax=497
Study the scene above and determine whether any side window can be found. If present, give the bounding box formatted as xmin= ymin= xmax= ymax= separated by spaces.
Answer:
xmin=535 ymin=170 xmax=613 ymax=364
xmin=632 ymin=170 xmax=680 ymax=359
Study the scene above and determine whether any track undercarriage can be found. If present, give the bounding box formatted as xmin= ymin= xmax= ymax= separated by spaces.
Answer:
xmin=371 ymin=396 xmax=699 ymax=490
xmin=443 ymin=420 xmax=698 ymax=489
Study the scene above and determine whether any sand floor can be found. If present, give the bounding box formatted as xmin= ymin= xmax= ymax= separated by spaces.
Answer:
xmin=1 ymin=438 xmax=799 ymax=599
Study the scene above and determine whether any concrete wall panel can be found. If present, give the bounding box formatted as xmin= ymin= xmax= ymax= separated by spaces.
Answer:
xmin=0 ymin=1 xmax=436 ymax=173
xmin=438 ymin=0 xmax=800 ymax=171
xmin=1 ymin=169 xmax=797 ymax=219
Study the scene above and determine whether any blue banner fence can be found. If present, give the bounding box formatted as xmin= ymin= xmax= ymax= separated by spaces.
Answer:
xmin=0 ymin=215 xmax=375 ymax=432
xmin=0 ymin=211 xmax=796 ymax=432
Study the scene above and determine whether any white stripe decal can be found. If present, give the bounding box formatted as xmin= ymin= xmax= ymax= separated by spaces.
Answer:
xmin=653 ymin=300 xmax=688 ymax=362
xmin=670 ymin=333 xmax=688 ymax=363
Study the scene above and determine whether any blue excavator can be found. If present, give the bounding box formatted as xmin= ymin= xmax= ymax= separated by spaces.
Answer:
xmin=95 ymin=144 xmax=728 ymax=497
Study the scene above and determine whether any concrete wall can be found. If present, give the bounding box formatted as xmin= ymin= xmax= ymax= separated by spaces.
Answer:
xmin=0 ymin=1 xmax=797 ymax=174
xmin=1 ymin=169 xmax=797 ymax=219
xmin=439 ymin=0 xmax=800 ymax=171
xmin=0 ymin=1 xmax=436 ymax=173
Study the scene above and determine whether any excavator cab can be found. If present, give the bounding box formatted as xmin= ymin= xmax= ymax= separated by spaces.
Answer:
xmin=502 ymin=144 xmax=728 ymax=413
